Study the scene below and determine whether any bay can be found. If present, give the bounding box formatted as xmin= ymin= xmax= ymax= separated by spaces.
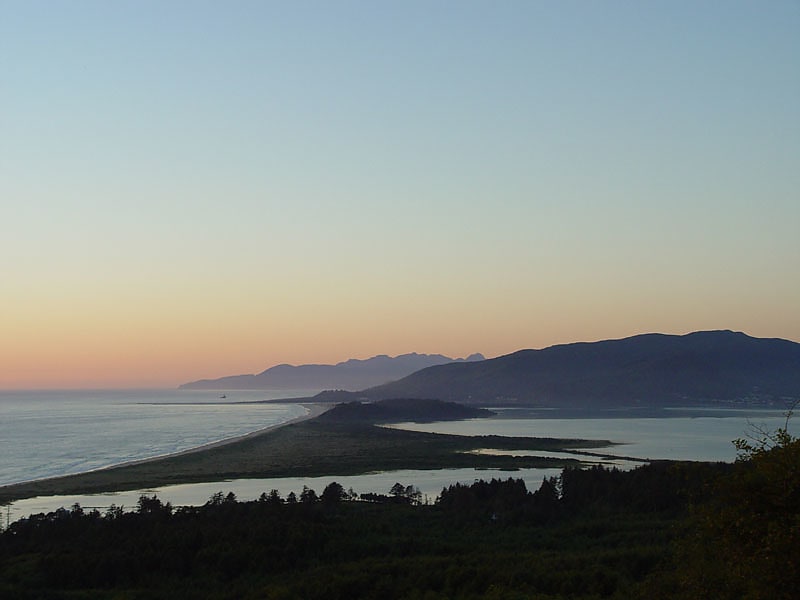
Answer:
xmin=387 ymin=406 xmax=796 ymax=463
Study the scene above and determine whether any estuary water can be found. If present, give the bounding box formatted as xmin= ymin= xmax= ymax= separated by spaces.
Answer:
xmin=1 ymin=392 xmax=795 ymax=524
xmin=388 ymin=406 xmax=797 ymax=463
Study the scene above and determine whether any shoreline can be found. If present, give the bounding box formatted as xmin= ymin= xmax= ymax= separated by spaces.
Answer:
xmin=0 ymin=403 xmax=331 ymax=502
xmin=0 ymin=403 xmax=628 ymax=506
xmin=94 ymin=402 xmax=331 ymax=472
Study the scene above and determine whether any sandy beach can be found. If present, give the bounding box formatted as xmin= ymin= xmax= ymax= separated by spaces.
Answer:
xmin=101 ymin=402 xmax=332 ymax=470
xmin=0 ymin=403 xmax=332 ymax=504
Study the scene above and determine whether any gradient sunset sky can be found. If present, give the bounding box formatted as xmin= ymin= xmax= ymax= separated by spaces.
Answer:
xmin=2 ymin=1 xmax=798 ymax=389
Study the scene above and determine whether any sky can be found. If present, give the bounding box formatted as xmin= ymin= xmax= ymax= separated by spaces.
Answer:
xmin=2 ymin=1 xmax=798 ymax=389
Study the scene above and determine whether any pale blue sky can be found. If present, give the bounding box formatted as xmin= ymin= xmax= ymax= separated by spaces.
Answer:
xmin=1 ymin=1 xmax=798 ymax=387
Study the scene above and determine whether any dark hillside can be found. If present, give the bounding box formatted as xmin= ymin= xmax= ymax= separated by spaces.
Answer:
xmin=315 ymin=398 xmax=495 ymax=423
xmin=364 ymin=331 xmax=800 ymax=407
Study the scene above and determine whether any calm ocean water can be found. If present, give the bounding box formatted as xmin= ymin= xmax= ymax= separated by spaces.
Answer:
xmin=2 ymin=394 xmax=795 ymax=523
xmin=0 ymin=389 xmax=311 ymax=487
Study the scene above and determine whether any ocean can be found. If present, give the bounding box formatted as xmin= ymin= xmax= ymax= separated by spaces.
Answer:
xmin=0 ymin=389 xmax=311 ymax=487
xmin=1 ymin=390 xmax=795 ymax=523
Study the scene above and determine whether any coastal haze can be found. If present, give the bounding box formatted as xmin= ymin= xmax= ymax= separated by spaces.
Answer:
xmin=180 ymin=352 xmax=485 ymax=392
xmin=2 ymin=2 xmax=798 ymax=390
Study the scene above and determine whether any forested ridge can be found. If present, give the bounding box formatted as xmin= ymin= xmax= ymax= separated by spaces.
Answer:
xmin=2 ymin=430 xmax=797 ymax=600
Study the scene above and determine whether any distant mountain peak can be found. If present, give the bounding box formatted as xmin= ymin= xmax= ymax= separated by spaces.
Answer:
xmin=180 ymin=352 xmax=485 ymax=391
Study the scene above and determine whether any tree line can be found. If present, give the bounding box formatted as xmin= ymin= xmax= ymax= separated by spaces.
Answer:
xmin=1 ymin=426 xmax=797 ymax=599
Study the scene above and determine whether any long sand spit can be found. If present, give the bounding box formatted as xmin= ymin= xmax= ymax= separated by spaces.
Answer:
xmin=0 ymin=403 xmax=613 ymax=504
xmin=109 ymin=402 xmax=332 ymax=469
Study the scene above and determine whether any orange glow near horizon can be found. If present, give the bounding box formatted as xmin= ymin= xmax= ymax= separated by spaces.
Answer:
xmin=4 ymin=302 xmax=798 ymax=389
xmin=4 ymin=253 xmax=800 ymax=389
xmin=3 ymin=3 xmax=798 ymax=389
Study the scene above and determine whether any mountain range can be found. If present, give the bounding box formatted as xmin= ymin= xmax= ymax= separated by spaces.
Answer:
xmin=180 ymin=352 xmax=485 ymax=391
xmin=359 ymin=331 xmax=800 ymax=407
